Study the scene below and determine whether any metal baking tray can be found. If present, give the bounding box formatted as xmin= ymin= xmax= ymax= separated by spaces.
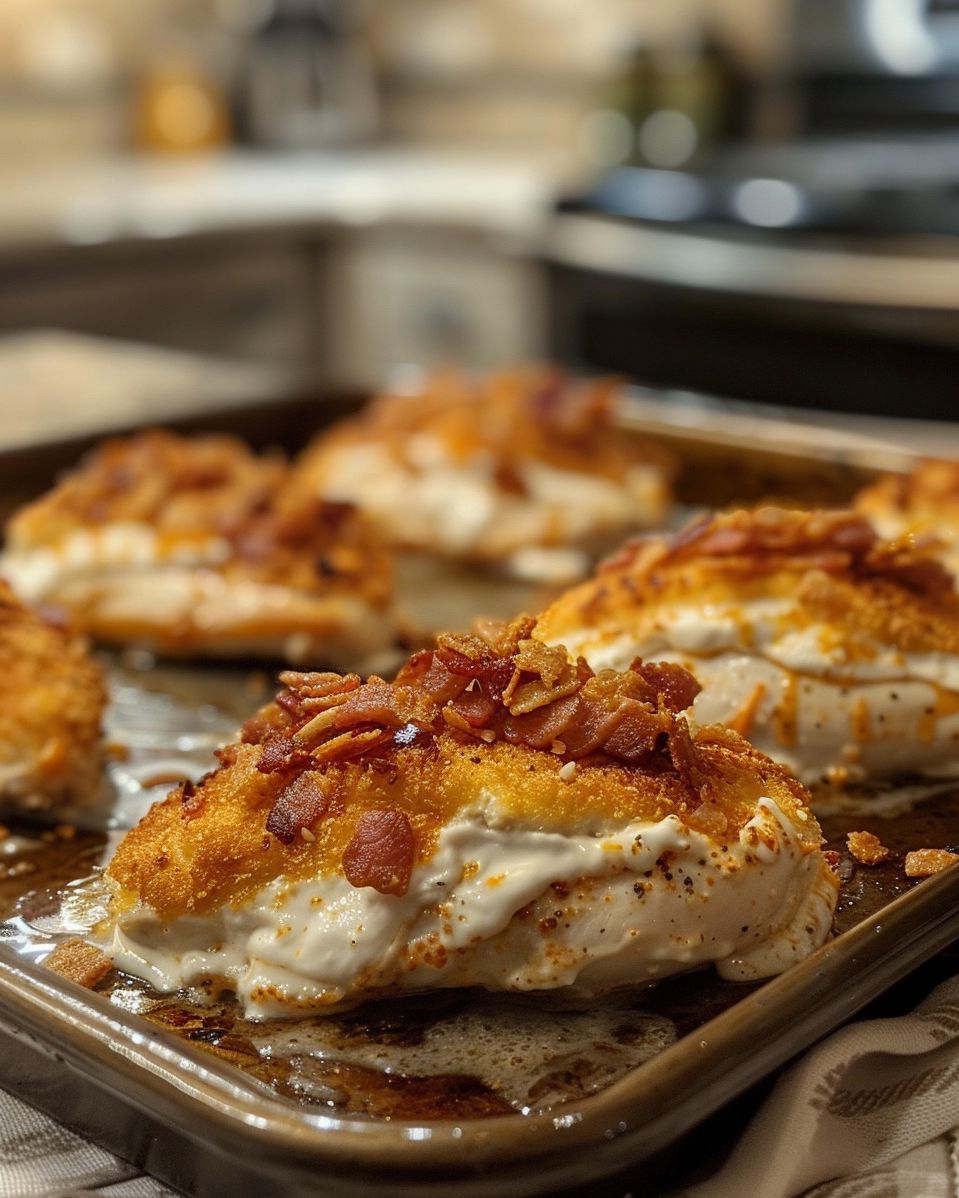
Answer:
xmin=0 ymin=390 xmax=956 ymax=1196
xmin=0 ymin=655 xmax=958 ymax=1198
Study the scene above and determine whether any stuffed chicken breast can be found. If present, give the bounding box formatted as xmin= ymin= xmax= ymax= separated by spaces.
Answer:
xmin=100 ymin=618 xmax=836 ymax=1019
xmin=535 ymin=508 xmax=959 ymax=787
xmin=2 ymin=430 xmax=395 ymax=671
xmin=0 ymin=581 xmax=105 ymax=811
xmin=295 ymin=367 xmax=673 ymax=583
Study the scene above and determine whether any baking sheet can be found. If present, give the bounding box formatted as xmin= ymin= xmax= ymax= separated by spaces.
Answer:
xmin=1 ymin=655 xmax=958 ymax=1197
xmin=0 ymin=390 xmax=951 ymax=1194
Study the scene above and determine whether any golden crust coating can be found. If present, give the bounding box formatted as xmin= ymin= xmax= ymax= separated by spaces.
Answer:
xmin=0 ymin=581 xmax=105 ymax=809
xmin=302 ymin=367 xmax=673 ymax=483
xmin=5 ymin=430 xmax=393 ymax=657
xmin=535 ymin=507 xmax=959 ymax=658
xmin=107 ymin=617 xmax=820 ymax=921
xmin=10 ymin=429 xmax=285 ymax=544
xmin=856 ymin=460 xmax=959 ymax=543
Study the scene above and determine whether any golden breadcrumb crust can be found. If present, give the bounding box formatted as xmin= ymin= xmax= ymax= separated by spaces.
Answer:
xmin=107 ymin=725 xmax=817 ymax=921
xmin=11 ymin=428 xmax=284 ymax=543
xmin=535 ymin=507 xmax=959 ymax=658
xmin=856 ymin=460 xmax=959 ymax=539
xmin=297 ymin=366 xmax=675 ymax=489
xmin=0 ymin=581 xmax=105 ymax=807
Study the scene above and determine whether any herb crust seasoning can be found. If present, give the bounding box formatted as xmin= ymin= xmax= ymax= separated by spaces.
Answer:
xmin=535 ymin=508 xmax=959 ymax=787
xmin=1 ymin=429 xmax=395 ymax=670
xmin=102 ymin=619 xmax=837 ymax=1018
xmin=0 ymin=580 xmax=105 ymax=812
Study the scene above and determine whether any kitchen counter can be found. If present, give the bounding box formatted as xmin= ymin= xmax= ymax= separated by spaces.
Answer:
xmin=0 ymin=148 xmax=571 ymax=255
xmin=0 ymin=148 xmax=571 ymax=385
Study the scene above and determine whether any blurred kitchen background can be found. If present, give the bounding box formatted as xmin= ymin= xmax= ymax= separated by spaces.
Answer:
xmin=3 ymin=0 xmax=959 ymax=452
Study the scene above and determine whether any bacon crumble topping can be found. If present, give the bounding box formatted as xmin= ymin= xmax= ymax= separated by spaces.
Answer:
xmin=342 ymin=809 xmax=416 ymax=896
xmin=603 ymin=508 xmax=954 ymax=596
xmin=240 ymin=617 xmax=706 ymax=896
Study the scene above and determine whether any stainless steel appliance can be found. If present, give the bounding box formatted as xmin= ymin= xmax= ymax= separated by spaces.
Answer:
xmin=546 ymin=3 xmax=959 ymax=420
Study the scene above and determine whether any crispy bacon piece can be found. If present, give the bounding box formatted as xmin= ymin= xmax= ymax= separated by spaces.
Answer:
xmin=332 ymin=680 xmax=418 ymax=733
xmin=451 ymin=685 xmax=499 ymax=727
xmin=434 ymin=632 xmax=517 ymax=698
xmin=266 ymin=773 xmax=329 ymax=845
xmin=342 ymin=809 xmax=415 ymax=896
xmin=257 ymin=735 xmax=313 ymax=775
xmin=861 ymin=544 xmax=954 ymax=597
xmin=600 ymin=699 xmax=671 ymax=763
xmin=501 ymin=692 xmax=581 ymax=750
xmin=606 ymin=508 xmax=952 ymax=603
xmin=279 ymin=670 xmax=362 ymax=703
xmin=632 ymin=660 xmax=702 ymax=713
xmin=395 ymin=651 xmax=467 ymax=705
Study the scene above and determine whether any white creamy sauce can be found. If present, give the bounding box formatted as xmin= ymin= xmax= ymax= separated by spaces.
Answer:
xmin=2 ymin=524 xmax=231 ymax=603
xmin=0 ymin=524 xmax=391 ymax=668
xmin=316 ymin=439 xmax=663 ymax=579
xmin=104 ymin=797 xmax=835 ymax=1020
xmin=550 ymin=600 xmax=959 ymax=785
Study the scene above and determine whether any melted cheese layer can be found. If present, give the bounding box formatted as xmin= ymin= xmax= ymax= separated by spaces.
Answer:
xmin=546 ymin=600 xmax=959 ymax=786
xmin=103 ymin=797 xmax=836 ymax=1020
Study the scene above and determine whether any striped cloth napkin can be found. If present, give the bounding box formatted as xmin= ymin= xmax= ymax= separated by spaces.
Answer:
xmin=678 ymin=974 xmax=959 ymax=1198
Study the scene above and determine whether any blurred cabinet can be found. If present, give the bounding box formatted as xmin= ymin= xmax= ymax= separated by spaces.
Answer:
xmin=316 ymin=228 xmax=546 ymax=388
xmin=0 ymin=225 xmax=546 ymax=393
xmin=0 ymin=237 xmax=318 ymax=383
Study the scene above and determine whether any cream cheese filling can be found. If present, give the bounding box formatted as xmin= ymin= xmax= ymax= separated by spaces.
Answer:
xmin=1 ymin=524 xmax=392 ymax=667
xmin=314 ymin=438 xmax=665 ymax=580
xmin=545 ymin=600 xmax=959 ymax=785
xmin=103 ymin=797 xmax=836 ymax=1020
xmin=2 ymin=523 xmax=231 ymax=602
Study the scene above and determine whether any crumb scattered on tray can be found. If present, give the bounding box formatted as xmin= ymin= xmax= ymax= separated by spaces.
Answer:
xmin=904 ymin=848 xmax=959 ymax=878
xmin=846 ymin=830 xmax=892 ymax=866
xmin=45 ymin=938 xmax=112 ymax=989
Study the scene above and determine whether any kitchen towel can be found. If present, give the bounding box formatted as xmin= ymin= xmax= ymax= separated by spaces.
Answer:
xmin=680 ymin=974 xmax=959 ymax=1198
xmin=0 ymin=1089 xmax=177 ymax=1198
